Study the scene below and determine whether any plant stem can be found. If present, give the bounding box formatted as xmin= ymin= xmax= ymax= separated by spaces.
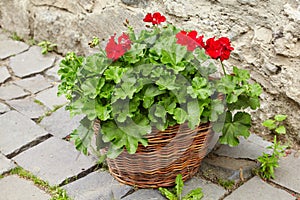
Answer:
xmin=221 ymin=61 xmax=227 ymax=75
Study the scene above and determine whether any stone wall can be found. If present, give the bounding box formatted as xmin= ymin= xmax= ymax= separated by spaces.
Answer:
xmin=0 ymin=0 xmax=299 ymax=143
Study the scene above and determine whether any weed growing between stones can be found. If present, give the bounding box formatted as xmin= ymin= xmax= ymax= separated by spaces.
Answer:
xmin=159 ymin=174 xmax=204 ymax=200
xmin=4 ymin=167 xmax=72 ymax=200
xmin=257 ymin=136 xmax=287 ymax=180
xmin=217 ymin=178 xmax=235 ymax=190
xmin=10 ymin=32 xmax=23 ymax=41
xmin=38 ymin=40 xmax=57 ymax=55
xmin=35 ymin=104 xmax=65 ymax=123
xmin=257 ymin=114 xmax=289 ymax=180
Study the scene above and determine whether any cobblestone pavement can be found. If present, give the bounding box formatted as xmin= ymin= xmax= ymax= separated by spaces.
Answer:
xmin=0 ymin=32 xmax=300 ymax=200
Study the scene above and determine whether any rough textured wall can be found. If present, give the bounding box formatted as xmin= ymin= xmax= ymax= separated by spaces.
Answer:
xmin=0 ymin=0 xmax=299 ymax=143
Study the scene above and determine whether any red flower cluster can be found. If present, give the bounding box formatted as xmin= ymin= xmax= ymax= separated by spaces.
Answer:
xmin=176 ymin=30 xmax=234 ymax=61
xmin=105 ymin=33 xmax=131 ymax=61
xmin=143 ymin=12 xmax=166 ymax=25
xmin=176 ymin=30 xmax=205 ymax=51
xmin=204 ymin=37 xmax=234 ymax=61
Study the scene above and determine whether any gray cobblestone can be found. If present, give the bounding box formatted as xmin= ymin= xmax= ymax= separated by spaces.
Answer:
xmin=0 ymin=40 xmax=29 ymax=59
xmin=35 ymin=85 xmax=68 ymax=110
xmin=14 ymin=137 xmax=96 ymax=186
xmin=6 ymin=97 xmax=48 ymax=119
xmin=0 ymin=84 xmax=29 ymax=100
xmin=9 ymin=46 xmax=55 ymax=78
xmin=0 ymin=102 xmax=10 ymax=114
xmin=45 ymin=57 xmax=62 ymax=81
xmin=40 ymin=106 xmax=84 ymax=138
xmin=272 ymin=151 xmax=300 ymax=194
xmin=122 ymin=189 xmax=163 ymax=200
xmin=0 ymin=110 xmax=48 ymax=156
xmin=224 ymin=176 xmax=294 ymax=200
xmin=63 ymin=170 xmax=132 ymax=200
xmin=215 ymin=134 xmax=273 ymax=160
xmin=0 ymin=175 xmax=51 ymax=200
xmin=0 ymin=66 xmax=10 ymax=84
xmin=182 ymin=177 xmax=227 ymax=200
xmin=200 ymin=154 xmax=258 ymax=182
xmin=0 ymin=153 xmax=15 ymax=174
xmin=14 ymin=74 xmax=52 ymax=94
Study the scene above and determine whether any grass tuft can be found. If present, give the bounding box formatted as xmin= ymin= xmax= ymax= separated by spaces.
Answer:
xmin=7 ymin=167 xmax=72 ymax=200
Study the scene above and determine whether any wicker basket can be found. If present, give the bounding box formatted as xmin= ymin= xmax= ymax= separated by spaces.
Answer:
xmin=94 ymin=120 xmax=212 ymax=188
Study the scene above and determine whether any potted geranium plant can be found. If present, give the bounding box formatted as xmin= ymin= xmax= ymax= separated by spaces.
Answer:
xmin=58 ymin=12 xmax=262 ymax=188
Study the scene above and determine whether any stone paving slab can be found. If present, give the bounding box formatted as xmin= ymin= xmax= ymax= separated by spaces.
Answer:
xmin=0 ymin=83 xmax=29 ymax=100
xmin=0 ymin=40 xmax=29 ymax=59
xmin=122 ymin=176 xmax=226 ymax=200
xmin=0 ymin=110 xmax=48 ymax=156
xmin=35 ymin=85 xmax=68 ymax=110
xmin=13 ymin=137 xmax=96 ymax=186
xmin=45 ymin=57 xmax=62 ymax=81
xmin=14 ymin=74 xmax=52 ymax=94
xmin=215 ymin=134 xmax=273 ymax=160
xmin=0 ymin=102 xmax=10 ymax=114
xmin=122 ymin=189 xmax=163 ymax=200
xmin=0 ymin=153 xmax=15 ymax=174
xmin=6 ymin=97 xmax=48 ymax=119
xmin=40 ymin=106 xmax=84 ymax=138
xmin=63 ymin=170 xmax=132 ymax=200
xmin=224 ymin=176 xmax=294 ymax=200
xmin=9 ymin=46 xmax=56 ymax=78
xmin=0 ymin=175 xmax=51 ymax=200
xmin=182 ymin=176 xmax=227 ymax=200
xmin=272 ymin=151 xmax=300 ymax=194
xmin=0 ymin=66 xmax=10 ymax=84
xmin=200 ymin=155 xmax=257 ymax=182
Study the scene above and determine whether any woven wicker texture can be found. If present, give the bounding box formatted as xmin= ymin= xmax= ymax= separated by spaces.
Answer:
xmin=94 ymin=120 xmax=211 ymax=188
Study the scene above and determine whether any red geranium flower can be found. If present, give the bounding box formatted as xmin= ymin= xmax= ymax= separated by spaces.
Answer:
xmin=105 ymin=33 xmax=131 ymax=61
xmin=205 ymin=37 xmax=234 ymax=61
xmin=143 ymin=12 xmax=166 ymax=25
xmin=176 ymin=30 xmax=205 ymax=51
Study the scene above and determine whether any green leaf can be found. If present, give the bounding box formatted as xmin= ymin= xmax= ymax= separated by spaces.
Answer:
xmin=158 ymin=95 xmax=177 ymax=114
xmin=187 ymin=100 xmax=201 ymax=128
xmin=143 ymin=96 xmax=154 ymax=109
xmin=156 ymin=74 xmax=180 ymax=90
xmin=262 ymin=119 xmax=276 ymax=130
xmin=95 ymin=104 xmax=111 ymax=121
xmin=106 ymin=145 xmax=123 ymax=159
xmin=274 ymin=114 xmax=287 ymax=122
xmin=210 ymin=99 xmax=225 ymax=122
xmin=275 ymin=125 xmax=286 ymax=134
xmin=154 ymin=104 xmax=167 ymax=123
xmin=187 ymin=77 xmax=212 ymax=99
xmin=70 ymin=116 xmax=94 ymax=155
xmin=123 ymin=43 xmax=146 ymax=63
xmin=182 ymin=188 xmax=203 ymax=200
xmin=175 ymin=174 xmax=184 ymax=198
xmin=82 ymin=99 xmax=97 ymax=120
xmin=219 ymin=112 xmax=251 ymax=146
xmin=144 ymin=85 xmax=166 ymax=98
xmin=104 ymin=66 xmax=125 ymax=84
xmin=81 ymin=77 xmax=104 ymax=98
xmin=113 ymin=82 xmax=137 ymax=102
xmin=227 ymin=95 xmax=260 ymax=110
xmin=249 ymin=83 xmax=262 ymax=96
xmin=173 ymin=108 xmax=187 ymax=124
xmin=84 ymin=53 xmax=108 ymax=74
xmin=158 ymin=188 xmax=177 ymax=200
xmin=125 ymin=136 xmax=139 ymax=154
xmin=217 ymin=76 xmax=236 ymax=94
xmin=233 ymin=66 xmax=250 ymax=81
